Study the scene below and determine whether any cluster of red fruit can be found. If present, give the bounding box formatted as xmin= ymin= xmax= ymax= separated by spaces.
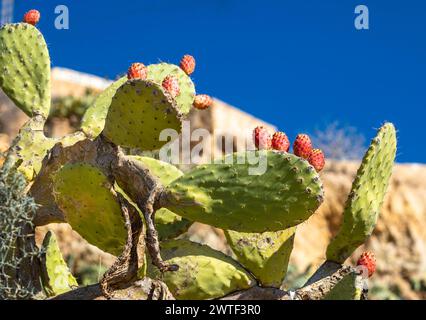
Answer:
xmin=23 ymin=9 xmax=40 ymax=26
xmin=127 ymin=55 xmax=213 ymax=110
xmin=253 ymin=126 xmax=325 ymax=172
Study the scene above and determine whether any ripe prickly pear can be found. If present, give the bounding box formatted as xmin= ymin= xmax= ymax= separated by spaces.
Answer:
xmin=179 ymin=54 xmax=196 ymax=75
xmin=272 ymin=132 xmax=290 ymax=152
xmin=193 ymin=94 xmax=213 ymax=110
xmin=23 ymin=10 xmax=40 ymax=26
xmin=357 ymin=251 xmax=376 ymax=277
xmin=308 ymin=149 xmax=325 ymax=172
xmin=293 ymin=134 xmax=312 ymax=159
xmin=162 ymin=75 xmax=180 ymax=98
xmin=253 ymin=126 xmax=272 ymax=150
xmin=127 ymin=63 xmax=147 ymax=80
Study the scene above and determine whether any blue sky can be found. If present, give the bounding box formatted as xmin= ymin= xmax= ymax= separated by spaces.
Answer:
xmin=13 ymin=0 xmax=426 ymax=163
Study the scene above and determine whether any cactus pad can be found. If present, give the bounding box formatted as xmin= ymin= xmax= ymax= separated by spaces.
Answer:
xmin=103 ymin=80 xmax=182 ymax=150
xmin=53 ymin=163 xmax=126 ymax=256
xmin=0 ymin=23 xmax=51 ymax=117
xmin=161 ymin=151 xmax=324 ymax=232
xmin=326 ymin=123 xmax=397 ymax=263
xmin=130 ymin=156 xmax=192 ymax=240
xmin=11 ymin=117 xmax=86 ymax=181
xmin=225 ymin=227 xmax=296 ymax=288
xmin=147 ymin=239 xmax=255 ymax=300
xmin=80 ymin=77 xmax=127 ymax=138
xmin=40 ymin=231 xmax=78 ymax=297
xmin=323 ymin=273 xmax=362 ymax=300
xmin=147 ymin=63 xmax=195 ymax=114
xmin=12 ymin=116 xmax=55 ymax=180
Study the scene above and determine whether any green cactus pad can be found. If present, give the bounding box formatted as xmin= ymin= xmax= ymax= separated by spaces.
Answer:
xmin=147 ymin=63 xmax=195 ymax=114
xmin=53 ymin=163 xmax=126 ymax=256
xmin=129 ymin=156 xmax=192 ymax=240
xmin=103 ymin=80 xmax=182 ymax=150
xmin=146 ymin=239 xmax=255 ymax=300
xmin=161 ymin=151 xmax=324 ymax=232
xmin=323 ymin=273 xmax=362 ymax=300
xmin=225 ymin=227 xmax=296 ymax=288
xmin=80 ymin=77 xmax=127 ymax=138
xmin=0 ymin=23 xmax=51 ymax=117
xmin=326 ymin=123 xmax=397 ymax=263
xmin=40 ymin=231 xmax=78 ymax=297
xmin=11 ymin=117 xmax=86 ymax=181
xmin=12 ymin=116 xmax=55 ymax=180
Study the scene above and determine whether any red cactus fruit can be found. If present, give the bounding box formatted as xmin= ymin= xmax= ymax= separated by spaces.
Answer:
xmin=272 ymin=132 xmax=290 ymax=152
xmin=308 ymin=149 xmax=325 ymax=172
xmin=23 ymin=10 xmax=40 ymax=26
xmin=162 ymin=75 xmax=180 ymax=98
xmin=193 ymin=94 xmax=213 ymax=110
xmin=180 ymin=54 xmax=196 ymax=75
xmin=253 ymin=126 xmax=272 ymax=150
xmin=357 ymin=251 xmax=376 ymax=278
xmin=127 ymin=63 xmax=147 ymax=80
xmin=293 ymin=134 xmax=312 ymax=159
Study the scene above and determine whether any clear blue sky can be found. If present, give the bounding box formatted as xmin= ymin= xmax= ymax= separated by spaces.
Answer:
xmin=14 ymin=0 xmax=426 ymax=163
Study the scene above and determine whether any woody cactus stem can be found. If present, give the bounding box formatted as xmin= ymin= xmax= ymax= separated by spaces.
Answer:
xmin=112 ymin=153 xmax=178 ymax=272
xmin=143 ymin=189 xmax=179 ymax=272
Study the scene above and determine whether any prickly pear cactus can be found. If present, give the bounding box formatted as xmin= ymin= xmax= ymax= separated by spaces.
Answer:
xmin=53 ymin=163 xmax=126 ymax=256
xmin=160 ymin=151 xmax=324 ymax=232
xmin=326 ymin=123 xmax=397 ymax=263
xmin=103 ymin=80 xmax=182 ymax=150
xmin=225 ymin=227 xmax=296 ymax=288
xmin=40 ymin=231 xmax=78 ymax=297
xmin=0 ymin=23 xmax=51 ymax=118
xmin=147 ymin=239 xmax=255 ymax=300
xmin=0 ymin=14 xmax=397 ymax=301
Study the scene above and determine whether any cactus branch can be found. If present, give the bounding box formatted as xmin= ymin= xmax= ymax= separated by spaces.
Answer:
xmin=100 ymin=193 xmax=144 ymax=298
xmin=112 ymin=153 xmax=179 ymax=273
xmin=144 ymin=192 xmax=179 ymax=273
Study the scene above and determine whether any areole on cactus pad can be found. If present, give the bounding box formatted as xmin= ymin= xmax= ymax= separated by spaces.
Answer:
xmin=159 ymin=150 xmax=324 ymax=232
